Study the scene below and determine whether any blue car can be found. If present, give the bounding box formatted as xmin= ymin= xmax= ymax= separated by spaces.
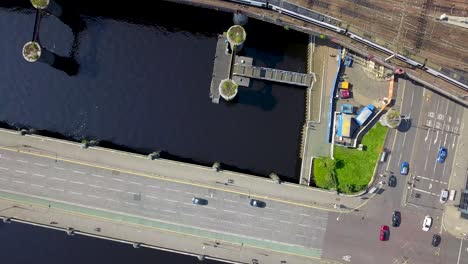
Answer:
xmin=400 ymin=162 xmax=409 ymax=175
xmin=437 ymin=147 xmax=447 ymax=163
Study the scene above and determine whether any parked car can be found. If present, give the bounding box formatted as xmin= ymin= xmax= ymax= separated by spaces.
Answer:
xmin=432 ymin=234 xmax=441 ymax=247
xmin=380 ymin=225 xmax=389 ymax=241
xmin=392 ymin=211 xmax=401 ymax=227
xmin=192 ymin=197 xmax=208 ymax=205
xmin=422 ymin=215 xmax=432 ymax=231
xmin=440 ymin=189 xmax=449 ymax=203
xmin=400 ymin=162 xmax=409 ymax=175
xmin=249 ymin=199 xmax=265 ymax=208
xmin=388 ymin=175 xmax=397 ymax=187
xmin=437 ymin=147 xmax=447 ymax=163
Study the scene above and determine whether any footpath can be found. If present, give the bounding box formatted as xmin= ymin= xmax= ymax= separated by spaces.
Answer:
xmin=443 ymin=107 xmax=468 ymax=237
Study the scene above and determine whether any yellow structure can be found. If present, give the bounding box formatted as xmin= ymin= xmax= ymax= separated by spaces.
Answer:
xmin=341 ymin=81 xmax=349 ymax=89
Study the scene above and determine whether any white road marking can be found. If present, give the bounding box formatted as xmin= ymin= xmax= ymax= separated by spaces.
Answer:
xmin=164 ymin=199 xmax=178 ymax=203
xmin=416 ymin=175 xmax=447 ymax=184
xmin=34 ymin=163 xmax=47 ymax=167
xmin=433 ymin=130 xmax=439 ymax=144
xmin=240 ymin=213 xmax=254 ymax=217
xmin=444 ymin=133 xmax=448 ymax=146
xmin=31 ymin=184 xmax=44 ymax=188
xmin=146 ymin=195 xmax=159 ymax=200
xmin=199 ymin=216 xmax=215 ymax=221
xmin=299 ymin=224 xmax=310 ymax=228
xmin=219 ymin=220 xmax=234 ymax=224
xmin=0 ymin=166 xmax=9 ymax=170
xmin=295 ymin=234 xmax=307 ymax=238
xmin=0 ymin=177 xmax=7 ymax=181
xmin=128 ymin=181 xmax=142 ymax=185
xmin=0 ymin=156 xmax=11 ymax=160
xmin=239 ymin=223 xmax=251 ymax=227
xmin=16 ymin=159 xmax=28 ymax=163
xmin=223 ymin=199 xmax=238 ymax=203
xmin=148 ymin=185 xmax=160 ymax=189
xmin=280 ymin=210 xmax=292 ymax=214
xmin=91 ymin=174 xmax=104 ymax=178
xmin=205 ymin=206 xmax=217 ymax=210
xmin=107 ymin=188 xmax=122 ymax=192
xmin=15 ymin=170 xmax=27 ymax=174
xmin=452 ymin=136 xmax=456 ymax=148
xmin=181 ymin=213 xmax=195 ymax=217
xmin=112 ymin=178 xmax=124 ymax=182
xmin=300 ymin=213 xmax=310 ymax=217
xmin=424 ymin=129 xmax=430 ymax=142
xmin=259 ymin=217 xmax=273 ymax=221
xmin=279 ymin=220 xmax=292 ymax=224
xmin=49 ymin=187 xmax=64 ymax=192
xmin=413 ymin=188 xmax=438 ymax=196
xmin=106 ymin=198 xmax=119 ymax=203
xmin=54 ymin=167 xmax=65 ymax=170
xmin=185 ymin=192 xmax=199 ymax=196
xmin=183 ymin=202 xmax=194 ymax=206
xmin=87 ymin=194 xmax=101 ymax=199
xmin=125 ymin=202 xmax=138 ymax=206
xmin=88 ymin=184 xmax=102 ymax=189
xmin=223 ymin=209 xmax=236 ymax=214
xmin=32 ymin=173 xmax=45 ymax=177
xmin=163 ymin=210 xmax=177 ymax=214
xmin=457 ymin=237 xmax=464 ymax=264
xmin=70 ymin=181 xmax=84 ymax=185
xmin=166 ymin=188 xmax=180 ymax=192
xmin=73 ymin=170 xmax=85 ymax=174
xmin=126 ymin=191 xmax=138 ymax=195
xmin=13 ymin=180 xmax=25 ymax=184
xmin=70 ymin=191 xmax=82 ymax=195
xmin=50 ymin=177 xmax=66 ymax=182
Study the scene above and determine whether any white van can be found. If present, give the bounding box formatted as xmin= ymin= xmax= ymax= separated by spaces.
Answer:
xmin=380 ymin=150 xmax=387 ymax=162
xmin=449 ymin=190 xmax=456 ymax=201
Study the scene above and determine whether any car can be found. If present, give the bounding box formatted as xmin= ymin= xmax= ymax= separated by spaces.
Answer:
xmin=437 ymin=147 xmax=447 ymax=163
xmin=432 ymin=234 xmax=441 ymax=247
xmin=422 ymin=215 xmax=432 ymax=231
xmin=400 ymin=162 xmax=409 ymax=175
xmin=440 ymin=189 xmax=449 ymax=203
xmin=192 ymin=197 xmax=208 ymax=205
xmin=392 ymin=211 xmax=401 ymax=227
xmin=380 ymin=225 xmax=389 ymax=241
xmin=388 ymin=175 xmax=397 ymax=187
xmin=249 ymin=199 xmax=265 ymax=208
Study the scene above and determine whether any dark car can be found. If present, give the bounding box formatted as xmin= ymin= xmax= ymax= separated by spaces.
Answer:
xmin=380 ymin=225 xmax=389 ymax=241
xmin=192 ymin=197 xmax=208 ymax=206
xmin=432 ymin=234 xmax=441 ymax=247
xmin=388 ymin=175 xmax=397 ymax=187
xmin=249 ymin=199 xmax=266 ymax=208
xmin=437 ymin=147 xmax=447 ymax=163
xmin=400 ymin=162 xmax=409 ymax=175
xmin=392 ymin=211 xmax=401 ymax=227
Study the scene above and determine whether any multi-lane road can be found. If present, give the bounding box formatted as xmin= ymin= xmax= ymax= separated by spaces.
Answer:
xmin=0 ymin=147 xmax=329 ymax=255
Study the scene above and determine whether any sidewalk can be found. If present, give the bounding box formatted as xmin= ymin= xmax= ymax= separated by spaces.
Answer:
xmin=0 ymin=128 xmax=367 ymax=213
xmin=443 ymin=107 xmax=468 ymax=237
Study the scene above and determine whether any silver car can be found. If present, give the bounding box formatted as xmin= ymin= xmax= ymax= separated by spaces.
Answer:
xmin=440 ymin=189 xmax=448 ymax=203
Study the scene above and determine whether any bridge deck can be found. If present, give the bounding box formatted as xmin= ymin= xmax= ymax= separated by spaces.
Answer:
xmin=232 ymin=63 xmax=314 ymax=87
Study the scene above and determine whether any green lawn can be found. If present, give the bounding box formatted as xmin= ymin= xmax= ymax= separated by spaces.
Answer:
xmin=313 ymin=123 xmax=388 ymax=193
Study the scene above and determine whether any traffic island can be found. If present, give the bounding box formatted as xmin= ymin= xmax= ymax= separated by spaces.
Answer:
xmin=219 ymin=79 xmax=238 ymax=101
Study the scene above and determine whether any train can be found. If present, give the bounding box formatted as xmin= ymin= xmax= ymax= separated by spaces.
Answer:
xmin=221 ymin=0 xmax=468 ymax=91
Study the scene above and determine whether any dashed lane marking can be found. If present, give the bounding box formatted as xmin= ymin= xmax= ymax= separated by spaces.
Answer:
xmin=34 ymin=163 xmax=47 ymax=167
xmin=166 ymin=188 xmax=180 ymax=192
xmin=16 ymin=159 xmax=28 ymax=163
xmin=49 ymin=187 xmax=64 ymax=192
xmin=199 ymin=216 xmax=215 ymax=221
xmin=0 ymin=166 xmax=9 ymax=170
xmin=15 ymin=170 xmax=27 ymax=174
xmin=416 ymin=175 xmax=448 ymax=184
xmin=88 ymin=184 xmax=102 ymax=189
xmin=32 ymin=173 xmax=45 ymax=177
xmin=50 ymin=177 xmax=66 ymax=182
xmin=223 ymin=199 xmax=238 ymax=203
xmin=146 ymin=195 xmax=159 ymax=200
xmin=223 ymin=209 xmax=236 ymax=214
xmin=70 ymin=181 xmax=84 ymax=185
xmin=163 ymin=209 xmax=177 ymax=214
xmin=128 ymin=181 xmax=142 ymax=186
xmin=31 ymin=184 xmax=44 ymax=188
xmin=259 ymin=216 xmax=273 ymax=221
xmin=106 ymin=198 xmax=119 ymax=203
xmin=125 ymin=202 xmax=138 ymax=206
xmin=181 ymin=213 xmax=195 ymax=217
xmin=0 ymin=177 xmax=7 ymax=181
xmin=164 ymin=199 xmax=178 ymax=203
xmin=87 ymin=194 xmax=101 ymax=199
xmin=54 ymin=167 xmax=65 ymax=170
xmin=205 ymin=206 xmax=217 ymax=210
xmin=107 ymin=188 xmax=122 ymax=192
xmin=91 ymin=174 xmax=104 ymax=178
xmin=148 ymin=185 xmax=160 ymax=189
xmin=112 ymin=178 xmax=124 ymax=182
xmin=240 ymin=213 xmax=254 ymax=217
xmin=73 ymin=170 xmax=85 ymax=174
xmin=413 ymin=188 xmax=438 ymax=196
xmin=13 ymin=180 xmax=25 ymax=184
xmin=279 ymin=220 xmax=292 ymax=224
xmin=70 ymin=191 xmax=82 ymax=195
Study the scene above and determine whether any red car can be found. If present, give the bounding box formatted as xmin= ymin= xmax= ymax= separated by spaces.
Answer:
xmin=380 ymin=225 xmax=389 ymax=241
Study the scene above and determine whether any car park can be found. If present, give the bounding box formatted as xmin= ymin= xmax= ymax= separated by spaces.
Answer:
xmin=422 ymin=215 xmax=432 ymax=231
xmin=249 ymin=199 xmax=265 ymax=208
xmin=440 ymin=189 xmax=449 ymax=203
xmin=392 ymin=211 xmax=401 ymax=227
xmin=192 ymin=197 xmax=208 ymax=205
xmin=379 ymin=225 xmax=389 ymax=241
xmin=400 ymin=162 xmax=409 ymax=175
xmin=388 ymin=175 xmax=397 ymax=187
xmin=437 ymin=147 xmax=447 ymax=163
xmin=432 ymin=234 xmax=441 ymax=247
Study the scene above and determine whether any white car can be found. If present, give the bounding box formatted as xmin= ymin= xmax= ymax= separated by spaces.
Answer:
xmin=422 ymin=215 xmax=432 ymax=231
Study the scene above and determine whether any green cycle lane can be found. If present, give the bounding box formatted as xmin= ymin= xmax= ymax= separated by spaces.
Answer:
xmin=0 ymin=190 xmax=322 ymax=259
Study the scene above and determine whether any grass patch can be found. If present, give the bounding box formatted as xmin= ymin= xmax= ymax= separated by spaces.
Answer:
xmin=313 ymin=123 xmax=388 ymax=193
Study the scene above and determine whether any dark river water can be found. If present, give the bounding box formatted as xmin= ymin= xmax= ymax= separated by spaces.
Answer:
xmin=0 ymin=0 xmax=307 ymax=263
